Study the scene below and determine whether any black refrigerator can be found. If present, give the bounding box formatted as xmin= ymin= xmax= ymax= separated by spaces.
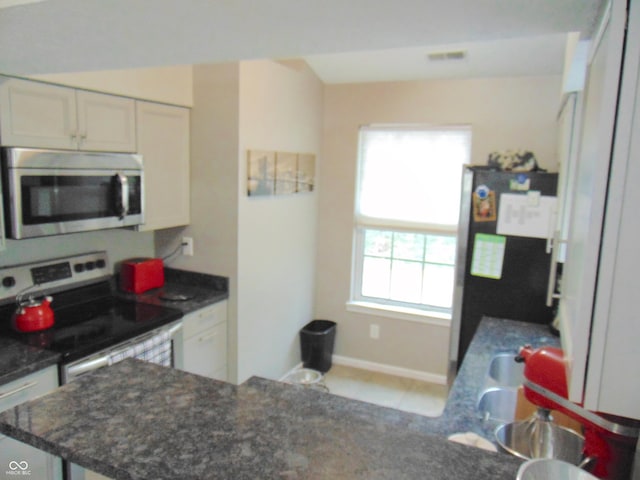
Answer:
xmin=448 ymin=166 xmax=558 ymax=377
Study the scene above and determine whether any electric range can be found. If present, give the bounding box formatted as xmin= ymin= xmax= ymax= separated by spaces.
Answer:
xmin=0 ymin=252 xmax=183 ymax=364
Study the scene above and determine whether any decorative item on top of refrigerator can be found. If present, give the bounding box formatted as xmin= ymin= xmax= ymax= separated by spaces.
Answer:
xmin=448 ymin=164 xmax=558 ymax=379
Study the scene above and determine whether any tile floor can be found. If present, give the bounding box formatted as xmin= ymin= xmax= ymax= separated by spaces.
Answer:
xmin=322 ymin=364 xmax=448 ymax=417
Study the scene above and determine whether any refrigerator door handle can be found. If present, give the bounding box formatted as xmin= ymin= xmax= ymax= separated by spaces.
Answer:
xmin=546 ymin=207 xmax=558 ymax=254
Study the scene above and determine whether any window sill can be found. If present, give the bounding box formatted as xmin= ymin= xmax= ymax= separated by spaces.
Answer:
xmin=345 ymin=301 xmax=451 ymax=327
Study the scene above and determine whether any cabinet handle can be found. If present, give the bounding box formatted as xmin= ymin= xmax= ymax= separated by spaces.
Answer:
xmin=0 ymin=381 xmax=37 ymax=401
xmin=546 ymin=232 xmax=568 ymax=307
xmin=198 ymin=332 xmax=217 ymax=342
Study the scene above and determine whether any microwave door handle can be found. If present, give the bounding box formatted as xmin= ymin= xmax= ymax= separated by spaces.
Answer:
xmin=113 ymin=173 xmax=129 ymax=219
xmin=121 ymin=174 xmax=130 ymax=217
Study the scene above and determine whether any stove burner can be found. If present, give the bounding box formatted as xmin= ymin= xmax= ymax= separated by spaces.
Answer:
xmin=158 ymin=292 xmax=194 ymax=302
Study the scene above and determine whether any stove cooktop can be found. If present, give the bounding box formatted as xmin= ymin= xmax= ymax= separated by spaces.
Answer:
xmin=0 ymin=252 xmax=185 ymax=364
xmin=0 ymin=285 xmax=183 ymax=363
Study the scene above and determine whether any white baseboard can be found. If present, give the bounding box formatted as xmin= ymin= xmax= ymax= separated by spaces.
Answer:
xmin=332 ymin=355 xmax=448 ymax=385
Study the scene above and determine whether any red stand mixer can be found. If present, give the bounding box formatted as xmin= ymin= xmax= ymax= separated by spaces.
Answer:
xmin=517 ymin=345 xmax=640 ymax=480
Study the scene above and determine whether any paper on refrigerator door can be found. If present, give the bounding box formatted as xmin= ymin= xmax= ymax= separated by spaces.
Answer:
xmin=496 ymin=193 xmax=557 ymax=239
xmin=471 ymin=233 xmax=506 ymax=279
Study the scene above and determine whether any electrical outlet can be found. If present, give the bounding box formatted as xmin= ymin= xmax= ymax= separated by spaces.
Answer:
xmin=182 ymin=237 xmax=194 ymax=256
xmin=370 ymin=324 xmax=380 ymax=340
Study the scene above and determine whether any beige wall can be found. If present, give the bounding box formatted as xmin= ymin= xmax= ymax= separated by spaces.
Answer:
xmin=159 ymin=60 xmax=322 ymax=384
xmin=32 ymin=65 xmax=194 ymax=106
xmin=236 ymin=60 xmax=322 ymax=383
xmin=0 ymin=229 xmax=154 ymax=269
xmin=315 ymin=75 xmax=562 ymax=379
xmin=156 ymin=62 xmax=241 ymax=380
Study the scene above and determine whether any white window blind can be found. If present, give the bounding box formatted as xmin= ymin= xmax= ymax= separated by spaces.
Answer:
xmin=352 ymin=125 xmax=471 ymax=313
xmin=357 ymin=125 xmax=471 ymax=229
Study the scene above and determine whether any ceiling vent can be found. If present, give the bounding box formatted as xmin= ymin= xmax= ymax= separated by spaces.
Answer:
xmin=426 ymin=50 xmax=467 ymax=62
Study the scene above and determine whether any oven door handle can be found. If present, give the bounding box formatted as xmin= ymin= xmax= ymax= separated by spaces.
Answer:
xmin=66 ymin=355 xmax=110 ymax=379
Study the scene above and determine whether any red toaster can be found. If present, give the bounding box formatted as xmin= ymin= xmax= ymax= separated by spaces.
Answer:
xmin=120 ymin=258 xmax=165 ymax=294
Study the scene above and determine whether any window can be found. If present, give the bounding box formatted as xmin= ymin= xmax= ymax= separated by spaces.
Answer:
xmin=351 ymin=125 xmax=471 ymax=316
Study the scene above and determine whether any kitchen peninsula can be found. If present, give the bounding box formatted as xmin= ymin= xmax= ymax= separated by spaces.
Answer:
xmin=0 ymin=317 xmax=562 ymax=480
xmin=0 ymin=359 xmax=522 ymax=480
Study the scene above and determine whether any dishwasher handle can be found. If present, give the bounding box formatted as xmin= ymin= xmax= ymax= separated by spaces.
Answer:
xmin=63 ymin=320 xmax=183 ymax=382
xmin=65 ymin=355 xmax=110 ymax=379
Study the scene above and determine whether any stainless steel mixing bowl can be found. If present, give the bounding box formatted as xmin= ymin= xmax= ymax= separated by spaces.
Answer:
xmin=495 ymin=411 xmax=585 ymax=465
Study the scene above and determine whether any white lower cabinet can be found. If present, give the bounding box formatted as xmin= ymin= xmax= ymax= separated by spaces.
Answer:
xmin=82 ymin=469 xmax=112 ymax=480
xmin=181 ymin=301 xmax=228 ymax=381
xmin=0 ymin=366 xmax=61 ymax=480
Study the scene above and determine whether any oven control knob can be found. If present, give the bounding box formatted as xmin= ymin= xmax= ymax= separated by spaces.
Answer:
xmin=74 ymin=263 xmax=85 ymax=273
xmin=85 ymin=261 xmax=95 ymax=271
xmin=2 ymin=276 xmax=16 ymax=288
xmin=96 ymin=259 xmax=106 ymax=269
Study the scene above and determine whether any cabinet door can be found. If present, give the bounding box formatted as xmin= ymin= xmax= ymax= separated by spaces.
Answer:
xmin=136 ymin=101 xmax=190 ymax=231
xmin=0 ymin=434 xmax=62 ymax=480
xmin=76 ymin=91 xmax=136 ymax=152
xmin=554 ymin=92 xmax=582 ymax=264
xmin=0 ymin=77 xmax=77 ymax=149
xmin=0 ymin=366 xmax=62 ymax=479
xmin=182 ymin=302 xmax=226 ymax=339
xmin=558 ymin=0 xmax=627 ymax=404
xmin=183 ymin=322 xmax=228 ymax=381
xmin=181 ymin=302 xmax=228 ymax=381
xmin=581 ymin=0 xmax=640 ymax=419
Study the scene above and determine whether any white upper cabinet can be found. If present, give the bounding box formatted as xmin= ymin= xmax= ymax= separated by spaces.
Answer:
xmin=75 ymin=90 xmax=136 ymax=152
xmin=559 ymin=0 xmax=640 ymax=419
xmin=0 ymin=77 xmax=78 ymax=149
xmin=0 ymin=76 xmax=136 ymax=152
xmin=136 ymin=100 xmax=190 ymax=231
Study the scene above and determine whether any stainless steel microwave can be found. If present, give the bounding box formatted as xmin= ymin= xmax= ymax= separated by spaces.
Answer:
xmin=2 ymin=147 xmax=144 ymax=239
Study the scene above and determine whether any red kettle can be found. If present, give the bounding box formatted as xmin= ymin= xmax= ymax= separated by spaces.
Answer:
xmin=12 ymin=296 xmax=55 ymax=333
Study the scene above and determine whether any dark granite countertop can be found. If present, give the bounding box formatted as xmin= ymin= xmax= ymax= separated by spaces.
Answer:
xmin=0 ymin=315 xmax=561 ymax=479
xmin=0 ymin=359 xmax=523 ymax=480
xmin=0 ymin=337 xmax=60 ymax=386
xmin=433 ymin=317 xmax=560 ymax=441
xmin=0 ymin=268 xmax=228 ymax=388
xmin=115 ymin=267 xmax=229 ymax=313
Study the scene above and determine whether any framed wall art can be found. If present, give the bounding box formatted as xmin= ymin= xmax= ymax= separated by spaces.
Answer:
xmin=247 ymin=149 xmax=315 ymax=197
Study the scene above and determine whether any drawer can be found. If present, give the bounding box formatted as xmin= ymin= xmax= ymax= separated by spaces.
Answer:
xmin=182 ymin=322 xmax=227 ymax=379
xmin=182 ymin=301 xmax=227 ymax=340
xmin=0 ymin=366 xmax=58 ymax=413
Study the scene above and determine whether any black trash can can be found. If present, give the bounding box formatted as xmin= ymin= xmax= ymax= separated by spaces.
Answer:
xmin=299 ymin=320 xmax=336 ymax=373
